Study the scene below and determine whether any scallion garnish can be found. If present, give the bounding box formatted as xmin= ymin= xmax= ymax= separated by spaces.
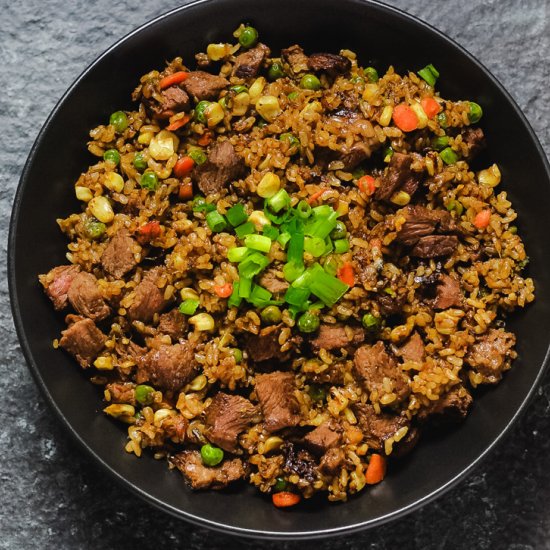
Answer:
xmin=226 ymin=203 xmax=248 ymax=227
xmin=206 ymin=210 xmax=227 ymax=232
xmin=244 ymin=234 xmax=272 ymax=253
xmin=179 ymin=299 xmax=199 ymax=315
xmin=235 ymin=221 xmax=256 ymax=238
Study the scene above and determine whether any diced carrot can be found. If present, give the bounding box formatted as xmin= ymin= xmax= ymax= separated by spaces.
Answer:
xmin=365 ymin=453 xmax=386 ymax=485
xmin=136 ymin=221 xmax=162 ymax=244
xmin=178 ymin=182 xmax=193 ymax=200
xmin=420 ymin=96 xmax=442 ymax=119
xmin=197 ymin=131 xmax=213 ymax=146
xmin=392 ymin=104 xmax=419 ymax=132
xmin=272 ymin=491 xmax=301 ymax=508
xmin=159 ymin=71 xmax=189 ymax=90
xmin=174 ymin=155 xmax=195 ymax=178
xmin=474 ymin=209 xmax=491 ymax=229
xmin=337 ymin=262 xmax=355 ymax=286
xmin=357 ymin=175 xmax=376 ymax=195
xmin=346 ymin=426 xmax=363 ymax=445
xmin=213 ymin=282 xmax=233 ymax=298
xmin=166 ymin=114 xmax=190 ymax=132
xmin=307 ymin=188 xmax=328 ymax=205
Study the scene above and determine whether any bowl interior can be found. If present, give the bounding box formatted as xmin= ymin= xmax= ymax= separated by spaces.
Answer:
xmin=10 ymin=0 xmax=550 ymax=539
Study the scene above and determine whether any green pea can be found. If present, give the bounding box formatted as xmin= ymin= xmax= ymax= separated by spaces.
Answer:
xmin=508 ymin=225 xmax=518 ymax=234
xmin=279 ymin=132 xmax=300 ymax=154
xmin=330 ymin=220 xmax=347 ymax=240
xmin=431 ymin=136 xmax=450 ymax=151
xmin=297 ymin=311 xmax=320 ymax=333
xmin=103 ymin=149 xmax=120 ymax=165
xmin=287 ymin=91 xmax=300 ymax=101
xmin=273 ymin=477 xmax=288 ymax=492
xmin=230 ymin=85 xmax=248 ymax=94
xmin=364 ymin=67 xmax=379 ymax=83
xmin=232 ymin=348 xmax=243 ymax=363
xmin=350 ymin=75 xmax=365 ymax=84
xmin=188 ymin=148 xmax=207 ymax=165
xmin=133 ymin=152 xmax=148 ymax=171
xmin=84 ymin=219 xmax=106 ymax=239
xmin=308 ymin=384 xmax=326 ymax=402
xmin=362 ymin=313 xmax=381 ymax=331
xmin=194 ymin=100 xmax=211 ymax=123
xmin=261 ymin=305 xmax=282 ymax=324
xmin=135 ymin=384 xmax=155 ymax=406
xmin=139 ymin=171 xmax=159 ymax=191
xmin=299 ymin=74 xmax=321 ymax=91
xmin=446 ymin=199 xmax=464 ymax=216
xmin=437 ymin=112 xmax=448 ymax=128
xmin=109 ymin=111 xmax=128 ymax=133
xmin=239 ymin=25 xmax=258 ymax=49
xmin=468 ymin=101 xmax=483 ymax=124
xmin=268 ymin=62 xmax=285 ymax=81
xmin=440 ymin=147 xmax=459 ymax=165
xmin=200 ymin=443 xmax=224 ymax=466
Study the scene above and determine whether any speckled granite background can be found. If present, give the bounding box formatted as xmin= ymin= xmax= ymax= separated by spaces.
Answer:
xmin=1 ymin=1 xmax=549 ymax=548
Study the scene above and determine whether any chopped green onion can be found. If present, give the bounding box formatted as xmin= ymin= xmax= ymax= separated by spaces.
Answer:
xmin=362 ymin=313 xmax=381 ymax=330
xmin=179 ymin=299 xmax=199 ymax=315
xmin=192 ymin=195 xmax=216 ymax=213
xmin=333 ymin=239 xmax=350 ymax=253
xmin=384 ymin=287 xmax=396 ymax=297
xmin=235 ymin=221 xmax=256 ymax=238
xmin=279 ymin=133 xmax=300 ymax=154
xmin=245 ymin=234 xmax=272 ymax=253
xmin=238 ymin=277 xmax=252 ymax=298
xmin=323 ymin=254 xmax=341 ymax=276
xmin=304 ymin=210 xmax=338 ymax=239
xmin=267 ymin=188 xmax=291 ymax=213
xmin=228 ymin=282 xmax=242 ymax=307
xmin=383 ymin=146 xmax=394 ymax=162
xmin=323 ymin=237 xmax=334 ymax=256
xmin=304 ymin=236 xmax=326 ymax=257
xmin=364 ymin=67 xmax=379 ymax=83
xmin=437 ymin=112 xmax=448 ymax=128
xmin=262 ymin=224 xmax=280 ymax=241
xmin=188 ymin=148 xmax=207 ymax=165
xmin=206 ymin=210 xmax=227 ymax=232
xmin=306 ymin=263 xmax=349 ymax=307
xmin=296 ymin=200 xmax=312 ymax=219
xmin=274 ymin=477 xmax=288 ymax=492
xmin=226 ymin=204 xmax=248 ymax=227
xmin=284 ymin=286 xmax=310 ymax=307
xmin=277 ymin=231 xmax=291 ymax=248
xmin=230 ymin=85 xmax=248 ymax=94
xmin=238 ymin=252 xmax=270 ymax=279
xmin=286 ymin=231 xmax=304 ymax=264
xmin=249 ymin=284 xmax=273 ymax=307
xmin=432 ymin=136 xmax=450 ymax=151
xmin=468 ymin=102 xmax=483 ymax=123
xmin=227 ymin=247 xmax=250 ymax=263
xmin=440 ymin=147 xmax=459 ymax=165
xmin=330 ymin=220 xmax=347 ymax=240
xmin=283 ymin=262 xmax=305 ymax=282
xmin=417 ymin=63 xmax=439 ymax=86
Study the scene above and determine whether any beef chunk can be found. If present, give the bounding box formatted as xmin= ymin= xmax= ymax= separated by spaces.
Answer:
xmin=127 ymin=274 xmax=165 ymax=323
xmin=307 ymin=53 xmax=351 ymax=76
xmin=243 ymin=324 xmax=300 ymax=364
xmin=105 ymin=382 xmax=136 ymax=405
xmin=376 ymin=292 xmax=406 ymax=316
xmin=461 ymin=127 xmax=486 ymax=159
xmin=39 ymin=264 xmax=81 ymax=310
xmin=394 ymin=332 xmax=425 ymax=363
xmin=433 ymin=274 xmax=462 ymax=309
xmin=319 ymin=447 xmax=345 ymax=475
xmin=59 ymin=315 xmax=107 ymax=368
xmin=306 ymin=362 xmax=345 ymax=386
xmin=283 ymin=443 xmax=317 ymax=482
xmin=375 ymin=152 xmax=422 ymax=201
xmin=303 ymin=421 xmax=342 ymax=456
xmin=258 ymin=270 xmax=289 ymax=295
xmin=204 ymin=393 xmax=259 ymax=452
xmin=136 ymin=341 xmax=196 ymax=392
xmin=466 ymin=329 xmax=516 ymax=383
xmin=338 ymin=142 xmax=371 ymax=170
xmin=182 ymin=71 xmax=229 ymax=101
xmin=395 ymin=205 xmax=456 ymax=247
xmin=353 ymin=342 xmax=410 ymax=403
xmin=192 ymin=140 xmax=244 ymax=195
xmin=233 ymin=43 xmax=270 ymax=78
xmin=157 ymin=308 xmax=187 ymax=340
xmin=354 ymin=403 xmax=419 ymax=457
xmin=310 ymin=324 xmax=365 ymax=352
xmin=417 ymin=385 xmax=473 ymax=424
xmin=172 ymin=450 xmax=246 ymax=490
xmin=255 ymin=371 xmax=301 ymax=432
xmin=101 ymin=229 xmax=138 ymax=279
xmin=281 ymin=44 xmax=309 ymax=73
xmin=149 ymin=86 xmax=190 ymax=119
xmin=67 ymin=272 xmax=110 ymax=322
xmin=411 ymin=235 xmax=458 ymax=258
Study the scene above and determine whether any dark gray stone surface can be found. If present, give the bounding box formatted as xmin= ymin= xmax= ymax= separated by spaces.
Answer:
xmin=1 ymin=0 xmax=549 ymax=548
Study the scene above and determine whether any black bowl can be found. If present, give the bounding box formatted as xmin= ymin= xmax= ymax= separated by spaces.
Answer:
xmin=9 ymin=0 xmax=550 ymax=539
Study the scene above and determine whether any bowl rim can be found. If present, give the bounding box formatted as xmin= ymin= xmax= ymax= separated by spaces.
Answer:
xmin=8 ymin=0 xmax=550 ymax=540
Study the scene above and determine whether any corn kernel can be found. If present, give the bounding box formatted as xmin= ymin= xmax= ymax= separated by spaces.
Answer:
xmin=89 ymin=196 xmax=114 ymax=223
xmin=263 ymin=436 xmax=284 ymax=453
xmin=205 ymin=102 xmax=225 ymax=128
xmin=189 ymin=312 xmax=215 ymax=331
xmin=94 ymin=356 xmax=114 ymax=370
xmin=153 ymin=408 xmax=176 ymax=427
xmin=379 ymin=105 xmax=393 ymax=127
xmin=362 ymin=83 xmax=379 ymax=103
xmin=390 ymin=190 xmax=411 ymax=206
xmin=180 ymin=287 xmax=199 ymax=301
xmin=232 ymin=92 xmax=250 ymax=116
xmin=411 ymin=101 xmax=429 ymax=129
xmin=189 ymin=374 xmax=207 ymax=391
xmin=149 ymin=130 xmax=179 ymax=160
xmin=104 ymin=404 xmax=135 ymax=418
xmin=138 ymin=131 xmax=154 ymax=145
xmin=257 ymin=172 xmax=281 ymax=198
xmin=255 ymin=95 xmax=281 ymax=122
xmin=75 ymin=186 xmax=93 ymax=202
xmin=103 ymin=172 xmax=125 ymax=193
xmin=248 ymin=77 xmax=266 ymax=102
xmin=206 ymin=42 xmax=232 ymax=61
xmin=478 ymin=163 xmax=501 ymax=187
xmin=248 ymin=210 xmax=271 ymax=230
